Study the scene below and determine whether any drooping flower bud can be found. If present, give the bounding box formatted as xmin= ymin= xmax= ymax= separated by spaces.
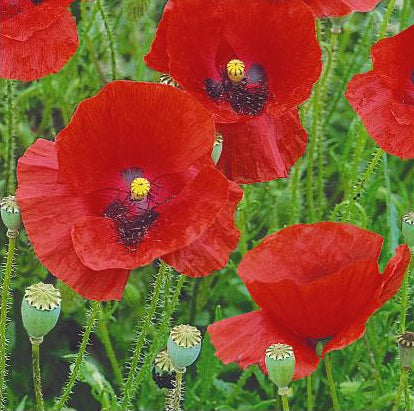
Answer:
xmin=167 ymin=324 xmax=202 ymax=369
xmin=398 ymin=332 xmax=414 ymax=370
xmin=1 ymin=195 xmax=21 ymax=238
xmin=402 ymin=212 xmax=414 ymax=251
xmin=212 ymin=133 xmax=223 ymax=164
xmin=152 ymin=350 xmax=176 ymax=389
xmin=21 ymin=283 xmax=61 ymax=342
xmin=265 ymin=343 xmax=295 ymax=395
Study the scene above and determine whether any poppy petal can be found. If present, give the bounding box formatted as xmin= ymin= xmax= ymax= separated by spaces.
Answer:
xmin=71 ymin=166 xmax=230 ymax=270
xmin=217 ymin=110 xmax=307 ymax=183
xmin=56 ymin=81 xmax=215 ymax=192
xmin=304 ymin=0 xmax=380 ymax=17
xmin=346 ymin=73 xmax=414 ymax=159
xmin=208 ymin=310 xmax=319 ymax=379
xmin=0 ymin=7 xmax=78 ymax=81
xmin=162 ymin=181 xmax=243 ymax=276
xmin=16 ymin=139 xmax=129 ymax=301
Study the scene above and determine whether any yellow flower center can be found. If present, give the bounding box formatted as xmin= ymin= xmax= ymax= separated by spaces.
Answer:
xmin=130 ymin=177 xmax=151 ymax=201
xmin=226 ymin=59 xmax=245 ymax=83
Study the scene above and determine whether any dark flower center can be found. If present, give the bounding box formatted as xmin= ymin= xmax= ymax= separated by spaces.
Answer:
xmin=204 ymin=59 xmax=269 ymax=116
xmin=103 ymin=169 xmax=158 ymax=251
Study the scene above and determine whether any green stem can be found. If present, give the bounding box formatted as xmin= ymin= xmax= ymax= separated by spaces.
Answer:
xmin=31 ymin=341 xmax=45 ymax=411
xmin=0 ymin=235 xmax=16 ymax=408
xmin=98 ymin=305 xmax=123 ymax=386
xmin=378 ymin=0 xmax=397 ymax=40
xmin=393 ymin=368 xmax=408 ymax=411
xmin=399 ymin=258 xmax=412 ymax=334
xmin=120 ymin=261 xmax=169 ymax=409
xmin=289 ymin=163 xmax=301 ymax=225
xmin=54 ymin=301 xmax=101 ymax=411
xmin=400 ymin=0 xmax=410 ymax=30
xmin=324 ymin=355 xmax=340 ymax=411
xmin=169 ymin=370 xmax=184 ymax=411
xmin=97 ymin=0 xmax=117 ymax=80
xmin=131 ymin=274 xmax=185 ymax=395
xmin=6 ymin=80 xmax=16 ymax=194
xmin=307 ymin=375 xmax=313 ymax=411
xmin=281 ymin=395 xmax=290 ymax=411
xmin=404 ymin=381 xmax=411 ymax=411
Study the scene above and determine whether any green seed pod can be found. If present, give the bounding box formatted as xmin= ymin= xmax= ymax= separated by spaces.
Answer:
xmin=1 ymin=195 xmax=21 ymax=237
xmin=265 ymin=343 xmax=295 ymax=394
xmin=402 ymin=212 xmax=414 ymax=251
xmin=212 ymin=134 xmax=223 ymax=164
xmin=167 ymin=324 xmax=202 ymax=369
xmin=398 ymin=332 xmax=414 ymax=370
xmin=21 ymin=283 xmax=61 ymax=340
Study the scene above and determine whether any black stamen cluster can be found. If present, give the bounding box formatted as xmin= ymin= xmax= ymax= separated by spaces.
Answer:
xmin=204 ymin=63 xmax=269 ymax=116
xmin=104 ymin=199 xmax=158 ymax=251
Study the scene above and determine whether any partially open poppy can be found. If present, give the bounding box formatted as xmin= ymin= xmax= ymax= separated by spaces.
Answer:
xmin=346 ymin=25 xmax=414 ymax=159
xmin=17 ymin=81 xmax=242 ymax=301
xmin=0 ymin=0 xmax=79 ymax=81
xmin=303 ymin=0 xmax=381 ymax=18
xmin=145 ymin=0 xmax=321 ymax=183
xmin=208 ymin=223 xmax=410 ymax=379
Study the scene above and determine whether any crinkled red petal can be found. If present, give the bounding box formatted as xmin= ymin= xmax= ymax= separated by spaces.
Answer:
xmin=208 ymin=310 xmax=319 ymax=379
xmin=0 ymin=7 xmax=78 ymax=81
xmin=71 ymin=166 xmax=230 ymax=271
xmin=346 ymin=73 xmax=414 ymax=159
xmin=217 ymin=110 xmax=307 ymax=183
xmin=304 ymin=0 xmax=380 ymax=17
xmin=16 ymin=139 xmax=129 ymax=301
xmin=162 ymin=181 xmax=242 ymax=276
xmin=56 ymin=81 xmax=215 ymax=192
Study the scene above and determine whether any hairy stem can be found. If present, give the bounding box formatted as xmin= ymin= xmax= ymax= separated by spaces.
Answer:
xmin=168 ymin=370 xmax=184 ymax=411
xmin=378 ymin=0 xmax=397 ymax=40
xmin=120 ymin=261 xmax=169 ymax=409
xmin=324 ymin=355 xmax=340 ymax=411
xmin=0 ymin=235 xmax=17 ymax=408
xmin=281 ymin=394 xmax=290 ymax=411
xmin=307 ymin=375 xmax=313 ymax=411
xmin=31 ymin=341 xmax=45 ymax=411
xmin=98 ymin=305 xmax=123 ymax=386
xmin=399 ymin=258 xmax=412 ymax=334
xmin=97 ymin=0 xmax=118 ymax=80
xmin=393 ymin=368 xmax=408 ymax=411
xmin=54 ymin=301 xmax=101 ymax=410
xmin=6 ymin=81 xmax=16 ymax=194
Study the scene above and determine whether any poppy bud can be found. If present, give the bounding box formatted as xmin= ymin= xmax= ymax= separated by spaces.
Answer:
xmin=397 ymin=332 xmax=414 ymax=370
xmin=167 ymin=324 xmax=202 ymax=369
xmin=152 ymin=350 xmax=176 ymax=389
xmin=265 ymin=343 xmax=295 ymax=395
xmin=402 ymin=212 xmax=414 ymax=251
xmin=1 ymin=195 xmax=21 ymax=238
xmin=212 ymin=134 xmax=223 ymax=164
xmin=21 ymin=283 xmax=61 ymax=342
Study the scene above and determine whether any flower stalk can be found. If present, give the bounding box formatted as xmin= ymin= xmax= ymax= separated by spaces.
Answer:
xmin=31 ymin=338 xmax=45 ymax=411
xmin=324 ymin=354 xmax=340 ymax=411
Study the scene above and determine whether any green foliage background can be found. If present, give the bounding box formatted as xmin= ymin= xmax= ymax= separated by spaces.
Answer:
xmin=0 ymin=0 xmax=414 ymax=410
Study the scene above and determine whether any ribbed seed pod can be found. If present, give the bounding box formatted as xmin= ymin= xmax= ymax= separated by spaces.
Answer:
xmin=265 ymin=343 xmax=295 ymax=395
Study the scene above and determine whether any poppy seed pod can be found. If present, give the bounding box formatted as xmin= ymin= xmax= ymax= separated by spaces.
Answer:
xmin=265 ymin=343 xmax=295 ymax=395
xmin=402 ymin=212 xmax=414 ymax=251
xmin=167 ymin=325 xmax=202 ymax=369
xmin=212 ymin=134 xmax=223 ymax=164
xmin=398 ymin=332 xmax=414 ymax=370
xmin=1 ymin=195 xmax=21 ymax=237
xmin=21 ymin=283 xmax=61 ymax=341
xmin=152 ymin=350 xmax=176 ymax=389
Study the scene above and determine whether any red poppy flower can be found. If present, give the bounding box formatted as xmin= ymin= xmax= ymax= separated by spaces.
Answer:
xmin=208 ymin=223 xmax=410 ymax=379
xmin=0 ymin=0 xmax=79 ymax=81
xmin=303 ymin=0 xmax=381 ymax=18
xmin=346 ymin=25 xmax=414 ymax=159
xmin=145 ymin=0 xmax=321 ymax=183
xmin=17 ymin=81 xmax=242 ymax=301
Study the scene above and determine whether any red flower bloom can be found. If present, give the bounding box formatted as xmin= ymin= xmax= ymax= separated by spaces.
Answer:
xmin=208 ymin=223 xmax=410 ymax=379
xmin=145 ymin=0 xmax=321 ymax=183
xmin=303 ymin=0 xmax=381 ymax=18
xmin=0 ymin=0 xmax=79 ymax=81
xmin=17 ymin=81 xmax=242 ymax=301
xmin=346 ymin=25 xmax=414 ymax=159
